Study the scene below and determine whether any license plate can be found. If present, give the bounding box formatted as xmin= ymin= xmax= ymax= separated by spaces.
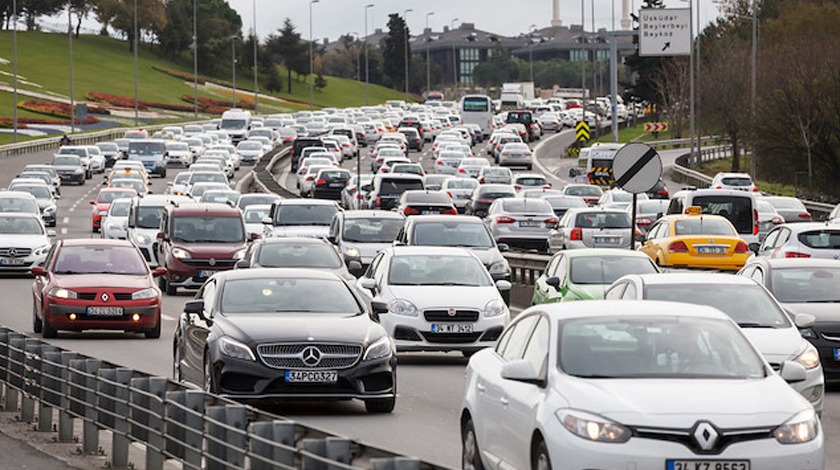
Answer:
xmin=447 ymin=162 xmax=459 ymax=167
xmin=0 ymin=258 xmax=25 ymax=265
xmin=422 ymin=210 xmax=440 ymax=215
xmin=198 ymin=270 xmax=217 ymax=278
xmin=594 ymin=237 xmax=619 ymax=244
xmin=329 ymin=182 xmax=343 ymax=188
xmin=431 ymin=324 xmax=474 ymax=333
xmin=834 ymin=348 xmax=840 ymax=360
xmin=86 ymin=306 xmax=124 ymax=316
xmin=519 ymin=221 xmax=540 ymax=228
xmin=284 ymin=370 xmax=338 ymax=383
xmin=666 ymin=460 xmax=749 ymax=470
xmin=697 ymin=246 xmax=727 ymax=254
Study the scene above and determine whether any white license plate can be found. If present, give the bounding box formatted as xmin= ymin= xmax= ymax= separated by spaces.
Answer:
xmin=422 ymin=210 xmax=440 ymax=215
xmin=594 ymin=237 xmax=619 ymax=244
xmin=0 ymin=258 xmax=25 ymax=265
xmin=519 ymin=221 xmax=540 ymax=228
xmin=431 ymin=324 xmax=474 ymax=333
xmin=284 ymin=370 xmax=338 ymax=383
xmin=198 ymin=270 xmax=217 ymax=278
xmin=329 ymin=182 xmax=343 ymax=187
xmin=86 ymin=306 xmax=124 ymax=316
xmin=697 ymin=246 xmax=727 ymax=254
xmin=666 ymin=460 xmax=749 ymax=470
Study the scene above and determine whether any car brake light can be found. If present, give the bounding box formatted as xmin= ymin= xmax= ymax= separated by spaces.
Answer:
xmin=436 ymin=160 xmax=444 ymax=165
xmin=514 ymin=185 xmax=521 ymax=190
xmin=479 ymin=177 xmax=485 ymax=183
xmin=798 ymin=213 xmax=811 ymax=219
xmin=404 ymin=207 xmax=420 ymax=215
xmin=459 ymin=168 xmax=466 ymax=173
xmin=570 ymin=227 xmax=583 ymax=240
xmin=542 ymin=185 xmax=551 ymax=189
xmin=637 ymin=217 xmax=652 ymax=226
xmin=656 ymin=189 xmax=669 ymax=196
xmin=477 ymin=198 xmax=492 ymax=204
xmin=298 ymin=168 xmax=307 ymax=175
xmin=715 ymin=185 xmax=722 ymax=189
xmin=375 ymin=196 xmax=381 ymax=207
xmin=786 ymin=251 xmax=811 ymax=258
xmin=381 ymin=168 xmax=389 ymax=173
xmin=496 ymin=216 xmax=516 ymax=224
xmin=668 ymin=241 xmax=689 ymax=252
xmin=316 ymin=179 xmax=326 ymax=185
xmin=752 ymin=186 xmax=759 ymax=192
xmin=734 ymin=241 xmax=749 ymax=253
xmin=306 ymin=176 xmax=315 ymax=181
xmin=544 ymin=217 xmax=559 ymax=225
xmin=753 ymin=209 xmax=759 ymax=235
xmin=443 ymin=208 xmax=458 ymax=215
xmin=446 ymin=192 xmax=453 ymax=198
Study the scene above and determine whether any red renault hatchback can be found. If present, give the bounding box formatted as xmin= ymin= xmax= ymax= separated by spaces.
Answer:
xmin=30 ymin=239 xmax=166 ymax=338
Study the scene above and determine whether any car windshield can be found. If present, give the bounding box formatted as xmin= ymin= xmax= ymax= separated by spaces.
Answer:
xmin=203 ymin=191 xmax=239 ymax=204
xmin=569 ymin=256 xmax=657 ymax=285
xmin=566 ymin=186 xmax=602 ymax=197
xmin=189 ymin=173 xmax=226 ymax=184
xmin=691 ymin=196 xmax=753 ymax=234
xmin=238 ymin=142 xmax=263 ymax=151
xmin=343 ymin=217 xmax=403 ymax=243
xmin=221 ymin=278 xmax=362 ymax=314
xmin=446 ymin=179 xmax=479 ymax=190
xmin=243 ymin=207 xmax=270 ymax=223
xmin=644 ymin=284 xmax=791 ymax=328
xmin=257 ymin=243 xmax=342 ymax=268
xmin=545 ymin=197 xmax=586 ymax=209
xmin=274 ymin=204 xmax=338 ymax=226
xmin=219 ymin=119 xmax=247 ymax=130
xmin=0 ymin=216 xmax=43 ymax=234
xmin=52 ymin=156 xmax=80 ymax=166
xmin=109 ymin=200 xmax=130 ymax=217
xmin=0 ymin=197 xmax=38 ymax=213
xmin=559 ymin=316 xmax=766 ymax=379
xmin=673 ymin=218 xmax=736 ymax=236
xmin=167 ymin=143 xmax=189 ymax=152
xmin=98 ymin=191 xmax=133 ymax=204
xmin=575 ymin=212 xmax=631 ymax=229
xmin=129 ymin=142 xmax=165 ymax=155
xmin=135 ymin=207 xmax=163 ymax=229
xmin=11 ymin=185 xmax=51 ymax=199
xmin=172 ymin=216 xmax=244 ymax=243
xmin=58 ymin=148 xmax=86 ymax=157
xmin=53 ymin=246 xmax=148 ymax=275
xmin=238 ymin=195 xmax=279 ymax=210
xmin=412 ymin=222 xmax=494 ymax=248
xmin=484 ymin=168 xmax=509 ymax=176
xmin=388 ymin=254 xmax=491 ymax=286
xmin=770 ymin=267 xmax=840 ymax=303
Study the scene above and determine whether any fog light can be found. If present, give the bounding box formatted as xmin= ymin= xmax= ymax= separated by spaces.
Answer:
xmin=68 ymin=313 xmax=77 ymax=321
xmin=132 ymin=313 xmax=141 ymax=322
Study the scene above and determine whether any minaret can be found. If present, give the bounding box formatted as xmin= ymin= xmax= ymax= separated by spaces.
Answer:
xmin=551 ymin=0 xmax=563 ymax=27
xmin=621 ymin=0 xmax=632 ymax=29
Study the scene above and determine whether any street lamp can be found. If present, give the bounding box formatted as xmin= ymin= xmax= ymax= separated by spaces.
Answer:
xmin=450 ymin=18 xmax=459 ymax=90
xmin=133 ymin=0 xmax=139 ymax=126
xmin=12 ymin=0 xmax=17 ymax=143
xmin=403 ymin=8 xmax=413 ymax=100
xmin=309 ymin=0 xmax=319 ymax=110
xmin=192 ymin=0 xmax=198 ymax=120
xmin=364 ymin=4 xmax=374 ymax=106
xmin=231 ymin=36 xmax=238 ymax=108
xmin=749 ymin=2 xmax=758 ymax=181
xmin=252 ymin=0 xmax=258 ymax=114
xmin=425 ymin=12 xmax=434 ymax=94
xmin=68 ymin=5 xmax=75 ymax=134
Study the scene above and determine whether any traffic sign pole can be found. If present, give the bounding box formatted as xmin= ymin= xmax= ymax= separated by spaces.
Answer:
xmin=631 ymin=192 xmax=637 ymax=250
xmin=612 ymin=143 xmax=663 ymax=250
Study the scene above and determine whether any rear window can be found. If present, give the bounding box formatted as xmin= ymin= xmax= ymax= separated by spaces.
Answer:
xmin=446 ymin=179 xmax=479 ymax=190
xmin=690 ymin=195 xmax=753 ymax=234
xmin=721 ymin=177 xmax=753 ymax=187
xmin=275 ymin=204 xmax=339 ymax=226
xmin=569 ymin=256 xmax=657 ymax=285
xmin=798 ymin=230 xmax=840 ymax=249
xmin=404 ymin=192 xmax=450 ymax=203
xmin=129 ymin=142 xmax=165 ymax=155
xmin=575 ymin=212 xmax=632 ymax=229
xmin=502 ymin=199 xmax=553 ymax=214
xmin=515 ymin=177 xmax=546 ymax=186
xmin=565 ymin=186 xmax=603 ymax=197
xmin=673 ymin=218 xmax=736 ymax=236
xmin=379 ymin=179 xmax=424 ymax=196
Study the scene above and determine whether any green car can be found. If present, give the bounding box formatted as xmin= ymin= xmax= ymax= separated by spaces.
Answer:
xmin=531 ymin=248 xmax=660 ymax=304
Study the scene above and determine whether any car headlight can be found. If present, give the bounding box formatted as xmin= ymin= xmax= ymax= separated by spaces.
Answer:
xmin=98 ymin=211 xmax=108 ymax=216
xmin=556 ymin=409 xmax=631 ymax=443
xmin=218 ymin=336 xmax=256 ymax=361
xmin=133 ymin=232 xmax=150 ymax=245
xmin=73 ymin=168 xmax=83 ymax=174
xmin=488 ymin=260 xmax=509 ymax=274
xmin=774 ymin=409 xmax=819 ymax=444
xmin=171 ymin=248 xmax=191 ymax=260
xmin=484 ymin=299 xmax=508 ymax=318
xmin=131 ymin=287 xmax=159 ymax=300
xmin=388 ymin=299 xmax=419 ymax=317
xmin=363 ymin=336 xmax=394 ymax=361
xmin=794 ymin=344 xmax=820 ymax=369
xmin=43 ymin=205 xmax=56 ymax=214
xmin=233 ymin=248 xmax=247 ymax=260
xmin=48 ymin=287 xmax=78 ymax=299
xmin=33 ymin=244 xmax=51 ymax=256
xmin=800 ymin=328 xmax=817 ymax=340
xmin=344 ymin=246 xmax=360 ymax=258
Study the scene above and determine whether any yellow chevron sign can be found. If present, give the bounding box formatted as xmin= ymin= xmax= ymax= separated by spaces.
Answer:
xmin=575 ymin=121 xmax=590 ymax=142
xmin=587 ymin=166 xmax=615 ymax=187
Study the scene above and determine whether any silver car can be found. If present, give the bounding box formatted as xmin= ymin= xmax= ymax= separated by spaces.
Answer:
xmin=605 ymin=273 xmax=825 ymax=414
xmin=497 ymin=142 xmax=533 ymax=170
xmin=441 ymin=178 xmax=479 ymax=213
xmin=101 ymin=198 xmax=131 ymax=240
xmin=477 ymin=166 xmax=513 ymax=185
xmin=485 ymin=198 xmax=557 ymax=252
xmin=457 ymin=158 xmax=491 ymax=178
xmin=549 ymin=207 xmax=634 ymax=252
xmin=753 ymin=222 xmax=840 ymax=259
xmin=0 ymin=213 xmax=54 ymax=272
xmin=434 ymin=151 xmax=466 ymax=175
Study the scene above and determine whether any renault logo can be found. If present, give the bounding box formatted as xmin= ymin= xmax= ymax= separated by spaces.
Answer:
xmin=208 ymin=258 xmax=217 ymax=266
xmin=301 ymin=346 xmax=322 ymax=366
xmin=692 ymin=421 xmax=719 ymax=452
xmin=101 ymin=293 xmax=109 ymax=302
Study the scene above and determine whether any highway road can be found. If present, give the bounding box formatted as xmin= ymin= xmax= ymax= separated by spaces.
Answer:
xmin=0 ymin=130 xmax=838 ymax=469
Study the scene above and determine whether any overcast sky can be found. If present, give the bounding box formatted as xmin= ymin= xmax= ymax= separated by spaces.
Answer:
xmin=226 ymin=0 xmax=722 ymax=42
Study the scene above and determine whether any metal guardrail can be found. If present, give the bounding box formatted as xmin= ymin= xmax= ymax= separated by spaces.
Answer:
xmin=504 ymin=252 xmax=550 ymax=286
xmin=251 ymin=145 xmax=300 ymax=199
xmin=0 ymin=327 xmax=447 ymax=470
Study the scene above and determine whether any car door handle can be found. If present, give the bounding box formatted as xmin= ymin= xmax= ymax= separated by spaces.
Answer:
xmin=476 ymin=383 xmax=486 ymax=392
xmin=500 ymin=396 xmax=509 ymax=406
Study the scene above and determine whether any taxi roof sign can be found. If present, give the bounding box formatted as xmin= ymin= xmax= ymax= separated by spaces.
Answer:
xmin=685 ymin=206 xmax=703 ymax=216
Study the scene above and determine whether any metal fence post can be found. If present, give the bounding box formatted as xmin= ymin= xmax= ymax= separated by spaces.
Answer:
xmin=130 ymin=377 xmax=169 ymax=470
xmin=98 ymin=368 xmax=134 ymax=468
xmin=165 ymin=389 xmax=205 ymax=469
xmin=70 ymin=358 xmax=102 ymax=455
xmin=249 ymin=420 xmax=296 ymax=470
xmin=21 ymin=339 xmax=46 ymax=423
xmin=206 ymin=405 xmax=248 ymax=470
xmin=371 ymin=458 xmax=421 ymax=470
xmin=3 ymin=333 xmax=26 ymax=412
xmin=300 ymin=437 xmax=352 ymax=470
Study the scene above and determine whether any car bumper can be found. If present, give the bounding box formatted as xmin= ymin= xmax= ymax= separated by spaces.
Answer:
xmin=381 ymin=314 xmax=507 ymax=353
xmin=45 ymin=302 xmax=160 ymax=332
xmin=165 ymin=256 xmax=236 ymax=289
xmin=662 ymin=253 xmax=750 ymax=271
xmin=0 ymin=254 xmax=47 ymax=272
xmin=58 ymin=173 xmax=85 ymax=183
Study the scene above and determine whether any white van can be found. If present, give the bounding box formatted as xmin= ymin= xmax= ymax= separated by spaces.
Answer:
xmin=666 ymin=188 xmax=760 ymax=245
xmin=218 ymin=109 xmax=252 ymax=143
xmin=584 ymin=142 xmax=624 ymax=188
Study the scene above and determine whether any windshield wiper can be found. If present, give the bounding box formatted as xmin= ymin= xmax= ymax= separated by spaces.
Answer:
xmin=804 ymin=300 xmax=840 ymax=303
xmin=571 ymin=374 xmax=619 ymax=379
xmin=737 ymin=322 xmax=778 ymax=328
xmin=437 ymin=282 xmax=479 ymax=286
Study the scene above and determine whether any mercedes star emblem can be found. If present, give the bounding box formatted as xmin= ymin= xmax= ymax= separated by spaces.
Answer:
xmin=7 ymin=248 xmax=17 ymax=258
xmin=692 ymin=421 xmax=719 ymax=452
xmin=301 ymin=346 xmax=322 ymax=367
xmin=101 ymin=293 xmax=109 ymax=302
xmin=447 ymin=308 xmax=457 ymax=317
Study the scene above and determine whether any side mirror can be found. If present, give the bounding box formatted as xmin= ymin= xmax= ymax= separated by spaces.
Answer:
xmin=360 ymin=278 xmax=377 ymax=290
xmin=655 ymin=212 xmax=663 ymax=219
xmin=748 ymin=242 xmax=761 ymax=254
xmin=30 ymin=266 xmax=46 ymax=277
xmin=497 ymin=243 xmax=510 ymax=252
xmin=89 ymin=200 xmax=95 ymax=205
xmin=261 ymin=217 xmax=272 ymax=225
xmin=250 ymin=232 xmax=261 ymax=241
xmin=546 ymin=276 xmax=562 ymax=290
xmin=370 ymin=300 xmax=389 ymax=315
xmin=500 ymin=359 xmax=543 ymax=385
xmin=151 ymin=267 xmax=167 ymax=277
xmin=47 ymin=230 xmax=57 ymax=237
xmin=794 ymin=313 xmax=816 ymax=329
xmin=156 ymin=231 xmax=165 ymax=240
xmin=779 ymin=360 xmax=807 ymax=383
xmin=235 ymin=260 xmax=250 ymax=269
xmin=183 ymin=300 xmax=207 ymax=319
xmin=495 ymin=280 xmax=512 ymax=291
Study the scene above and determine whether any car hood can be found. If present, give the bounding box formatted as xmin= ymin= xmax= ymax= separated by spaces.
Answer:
xmin=0 ymin=234 xmax=50 ymax=249
xmin=781 ymin=302 xmax=840 ymax=322
xmin=174 ymin=242 xmax=247 ymax=257
xmin=270 ymin=226 xmax=330 ymax=238
xmin=216 ymin=312 xmax=384 ymax=346
xmin=559 ymin=376 xmax=806 ymax=428
xmin=740 ymin=327 xmax=807 ymax=363
xmin=53 ymin=273 xmax=153 ymax=290
xmin=387 ymin=285 xmax=501 ymax=309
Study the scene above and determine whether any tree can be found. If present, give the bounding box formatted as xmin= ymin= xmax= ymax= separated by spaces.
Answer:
xmin=69 ymin=0 xmax=91 ymax=38
xmin=380 ymin=13 xmax=408 ymax=89
xmin=264 ymin=18 xmax=306 ymax=93
xmin=158 ymin=0 xmax=190 ymax=59
xmin=471 ymin=43 xmax=517 ymax=88
xmin=623 ymin=0 xmax=666 ymax=112
xmin=651 ymin=57 xmax=689 ymax=138
xmin=18 ymin=0 xmax=65 ymax=30
xmin=90 ymin=0 xmax=166 ymax=51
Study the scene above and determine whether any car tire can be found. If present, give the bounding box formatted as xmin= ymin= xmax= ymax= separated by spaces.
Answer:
xmin=462 ymin=417 xmax=485 ymax=470
xmin=365 ymin=397 xmax=395 ymax=414
xmin=203 ymin=352 xmax=217 ymax=394
xmin=42 ymin=311 xmax=57 ymax=339
xmin=160 ymin=275 xmax=177 ymax=296
xmin=533 ymin=439 xmax=552 ymax=470
xmin=526 ymin=164 xmax=533 ymax=171
xmin=33 ymin=302 xmax=43 ymax=333
xmin=145 ymin=317 xmax=161 ymax=339
xmin=173 ymin=341 xmax=183 ymax=382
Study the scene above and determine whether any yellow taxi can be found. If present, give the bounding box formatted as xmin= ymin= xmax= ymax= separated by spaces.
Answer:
xmin=638 ymin=207 xmax=750 ymax=271
xmin=104 ymin=169 xmax=151 ymax=194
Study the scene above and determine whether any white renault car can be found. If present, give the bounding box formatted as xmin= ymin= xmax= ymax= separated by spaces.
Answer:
xmin=461 ymin=300 xmax=824 ymax=470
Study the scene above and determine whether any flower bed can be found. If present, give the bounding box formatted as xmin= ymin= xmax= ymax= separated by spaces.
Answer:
xmin=86 ymin=92 xmax=147 ymax=110
xmin=18 ymin=101 xmax=100 ymax=124
xmin=0 ymin=118 xmax=28 ymax=129
xmin=181 ymin=95 xmax=254 ymax=111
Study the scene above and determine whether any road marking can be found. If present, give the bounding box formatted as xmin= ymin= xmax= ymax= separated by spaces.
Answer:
xmin=60 ymin=228 xmax=67 ymax=234
xmin=162 ymin=314 xmax=175 ymax=321
xmin=532 ymin=129 xmax=575 ymax=186
xmin=62 ymin=217 xmax=69 ymax=224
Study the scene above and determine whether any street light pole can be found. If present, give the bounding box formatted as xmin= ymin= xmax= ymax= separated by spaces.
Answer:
xmin=192 ymin=0 xmax=198 ymax=120
xmin=309 ymin=0 xmax=319 ymax=110
xmin=749 ymin=0 xmax=757 ymax=180
xmin=252 ymin=0 xmax=258 ymax=114
xmin=364 ymin=4 xmax=374 ymax=106
xmin=425 ymin=12 xmax=434 ymax=94
xmin=581 ymin=0 xmax=586 ymax=127
xmin=689 ymin=0 xmax=696 ymax=168
xmin=133 ymin=0 xmax=139 ymax=127
xmin=12 ymin=0 xmax=17 ymax=143
xmin=68 ymin=5 xmax=75 ymax=135
xmin=232 ymin=37 xmax=237 ymax=108
xmin=403 ymin=9 xmax=413 ymax=100
xmin=450 ymin=18 xmax=459 ymax=91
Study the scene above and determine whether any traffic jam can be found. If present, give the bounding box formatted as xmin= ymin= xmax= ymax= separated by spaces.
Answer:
xmin=6 ymin=96 xmax=835 ymax=469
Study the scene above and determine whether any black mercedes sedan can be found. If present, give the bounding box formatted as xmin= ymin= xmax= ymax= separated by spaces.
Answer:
xmin=173 ymin=268 xmax=397 ymax=413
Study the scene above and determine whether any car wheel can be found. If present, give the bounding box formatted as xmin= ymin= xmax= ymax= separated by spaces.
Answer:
xmin=145 ymin=317 xmax=161 ymax=339
xmin=173 ymin=341 xmax=183 ymax=382
xmin=533 ymin=439 xmax=552 ymax=470
xmin=203 ymin=352 xmax=217 ymax=394
xmin=365 ymin=397 xmax=395 ymax=414
xmin=32 ymin=302 xmax=43 ymax=333
xmin=461 ymin=350 xmax=478 ymax=358
xmin=462 ymin=417 xmax=485 ymax=470
xmin=42 ymin=310 xmax=57 ymax=339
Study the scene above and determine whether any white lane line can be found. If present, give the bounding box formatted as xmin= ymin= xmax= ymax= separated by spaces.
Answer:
xmin=62 ymin=217 xmax=69 ymax=224
xmin=60 ymin=228 xmax=67 ymax=234
xmin=532 ymin=129 xmax=574 ymax=186
xmin=162 ymin=314 xmax=175 ymax=322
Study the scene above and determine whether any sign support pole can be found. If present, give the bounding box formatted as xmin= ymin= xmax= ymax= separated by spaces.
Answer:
xmin=630 ymin=192 xmax=637 ymax=250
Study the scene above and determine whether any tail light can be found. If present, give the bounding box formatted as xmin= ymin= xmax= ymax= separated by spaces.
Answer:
xmin=459 ymin=168 xmax=466 ymax=173
xmin=753 ymin=209 xmax=759 ymax=235
xmin=514 ymin=185 xmax=522 ymax=190
xmin=786 ymin=251 xmax=811 ymax=258
xmin=298 ymin=168 xmax=307 ymax=175
xmin=306 ymin=176 xmax=315 ymax=181
xmin=436 ymin=160 xmax=444 ymax=165
xmin=501 ymin=151 xmax=509 ymax=157
xmin=477 ymin=198 xmax=493 ymax=204
xmin=446 ymin=192 xmax=453 ymax=198
xmin=356 ymin=192 xmax=365 ymax=199
xmin=316 ymin=179 xmax=326 ymax=185
xmin=442 ymin=208 xmax=458 ymax=215
xmin=375 ymin=196 xmax=381 ymax=208
xmin=381 ymin=168 xmax=389 ymax=173
xmin=542 ymin=185 xmax=551 ymax=189
xmin=570 ymin=227 xmax=583 ymax=240
xmin=715 ymin=185 xmax=722 ymax=189
xmin=403 ymin=207 xmax=419 ymax=215
xmin=752 ymin=186 xmax=759 ymax=192
xmin=544 ymin=217 xmax=559 ymax=226
xmin=734 ymin=241 xmax=749 ymax=253
xmin=668 ymin=241 xmax=689 ymax=252
xmin=479 ymin=177 xmax=485 ymax=183
xmin=798 ymin=213 xmax=812 ymax=219
xmin=637 ymin=217 xmax=652 ymax=226
xmin=376 ymin=157 xmax=384 ymax=163
xmin=496 ymin=216 xmax=516 ymax=224
xmin=343 ymin=143 xmax=350 ymax=147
